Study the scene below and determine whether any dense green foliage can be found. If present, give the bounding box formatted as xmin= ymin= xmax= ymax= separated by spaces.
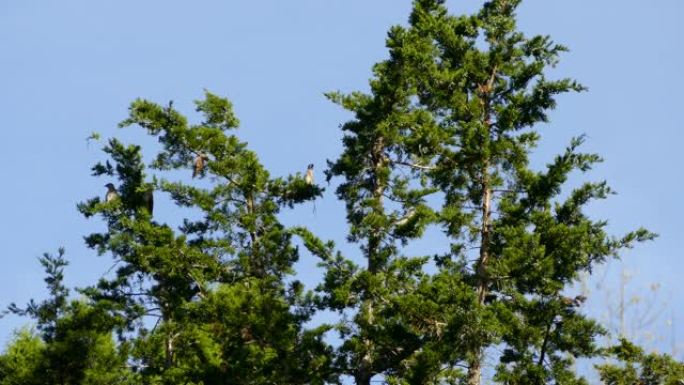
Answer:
xmin=320 ymin=1 xmax=658 ymax=384
xmin=2 ymin=250 xmax=132 ymax=384
xmin=597 ymin=339 xmax=684 ymax=385
xmin=1 ymin=1 xmax=679 ymax=385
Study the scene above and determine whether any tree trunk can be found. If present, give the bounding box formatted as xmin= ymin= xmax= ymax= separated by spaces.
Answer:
xmin=165 ymin=332 xmax=174 ymax=369
xmin=467 ymin=172 xmax=491 ymax=385
xmin=467 ymin=73 xmax=495 ymax=385
xmin=357 ymin=136 xmax=387 ymax=384
xmin=355 ymin=372 xmax=372 ymax=385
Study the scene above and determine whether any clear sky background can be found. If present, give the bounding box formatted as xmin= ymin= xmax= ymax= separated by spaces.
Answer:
xmin=1 ymin=0 xmax=682 ymax=362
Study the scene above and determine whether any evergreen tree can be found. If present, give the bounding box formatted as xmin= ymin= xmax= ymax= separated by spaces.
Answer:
xmin=75 ymin=91 xmax=334 ymax=384
xmin=597 ymin=339 xmax=684 ymax=385
xmin=0 ymin=328 xmax=43 ymax=385
xmin=2 ymin=249 xmax=132 ymax=385
xmin=324 ymin=0 xmax=656 ymax=384
xmin=320 ymin=39 xmax=439 ymax=384
xmin=1 ymin=2 xmax=678 ymax=385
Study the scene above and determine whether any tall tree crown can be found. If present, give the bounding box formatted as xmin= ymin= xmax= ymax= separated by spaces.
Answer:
xmin=0 ymin=2 xmax=665 ymax=385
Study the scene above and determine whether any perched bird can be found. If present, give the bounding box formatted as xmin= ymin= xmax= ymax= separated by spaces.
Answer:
xmin=561 ymin=295 xmax=587 ymax=308
xmin=561 ymin=296 xmax=575 ymax=307
xmin=305 ymin=164 xmax=314 ymax=185
xmin=105 ymin=183 xmax=119 ymax=203
xmin=193 ymin=153 xmax=209 ymax=178
xmin=142 ymin=188 xmax=154 ymax=215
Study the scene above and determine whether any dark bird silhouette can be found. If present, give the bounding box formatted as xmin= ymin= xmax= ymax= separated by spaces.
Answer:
xmin=193 ymin=153 xmax=209 ymax=178
xmin=142 ymin=188 xmax=154 ymax=215
xmin=105 ymin=183 xmax=119 ymax=203
xmin=573 ymin=295 xmax=587 ymax=306
xmin=305 ymin=164 xmax=314 ymax=185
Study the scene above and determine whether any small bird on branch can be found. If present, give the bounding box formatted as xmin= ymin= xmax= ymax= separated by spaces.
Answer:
xmin=305 ymin=164 xmax=316 ymax=215
xmin=193 ymin=153 xmax=209 ymax=178
xmin=305 ymin=164 xmax=314 ymax=185
xmin=105 ymin=183 xmax=119 ymax=203
xmin=142 ymin=188 xmax=154 ymax=215
xmin=561 ymin=295 xmax=587 ymax=308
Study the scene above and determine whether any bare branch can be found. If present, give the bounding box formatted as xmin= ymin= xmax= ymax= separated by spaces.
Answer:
xmin=393 ymin=161 xmax=436 ymax=171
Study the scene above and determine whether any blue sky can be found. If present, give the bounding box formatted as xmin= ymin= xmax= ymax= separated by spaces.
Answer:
xmin=1 ymin=0 xmax=682 ymax=360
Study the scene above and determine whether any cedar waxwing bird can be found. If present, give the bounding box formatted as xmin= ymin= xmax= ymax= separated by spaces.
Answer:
xmin=193 ymin=153 xmax=209 ymax=178
xmin=105 ymin=183 xmax=119 ymax=203
xmin=305 ymin=164 xmax=314 ymax=185
xmin=561 ymin=296 xmax=575 ymax=307
xmin=561 ymin=295 xmax=586 ymax=308
xmin=143 ymin=189 xmax=154 ymax=215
